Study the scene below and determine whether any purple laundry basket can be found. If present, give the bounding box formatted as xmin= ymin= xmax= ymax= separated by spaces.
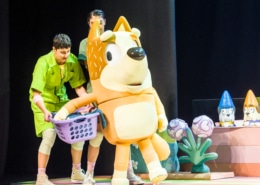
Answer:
xmin=50 ymin=111 xmax=99 ymax=144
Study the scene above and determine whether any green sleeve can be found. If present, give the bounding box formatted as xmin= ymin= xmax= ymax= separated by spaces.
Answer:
xmin=30 ymin=57 xmax=48 ymax=93
xmin=78 ymin=38 xmax=87 ymax=61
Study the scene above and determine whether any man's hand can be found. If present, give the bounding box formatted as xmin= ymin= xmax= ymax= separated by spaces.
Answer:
xmin=43 ymin=110 xmax=52 ymax=122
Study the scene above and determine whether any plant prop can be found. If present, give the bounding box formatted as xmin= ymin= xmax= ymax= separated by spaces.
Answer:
xmin=168 ymin=115 xmax=218 ymax=173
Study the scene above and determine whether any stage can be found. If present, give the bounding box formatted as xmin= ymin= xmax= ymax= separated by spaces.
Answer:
xmin=11 ymin=172 xmax=260 ymax=185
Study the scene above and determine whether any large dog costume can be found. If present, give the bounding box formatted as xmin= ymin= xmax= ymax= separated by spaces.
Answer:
xmin=54 ymin=16 xmax=170 ymax=185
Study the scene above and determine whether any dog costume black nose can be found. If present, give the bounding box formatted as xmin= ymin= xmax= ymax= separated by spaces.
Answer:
xmin=127 ymin=47 xmax=146 ymax=60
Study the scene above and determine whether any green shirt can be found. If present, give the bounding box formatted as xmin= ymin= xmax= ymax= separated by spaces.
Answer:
xmin=78 ymin=38 xmax=87 ymax=62
xmin=78 ymin=38 xmax=93 ymax=92
xmin=29 ymin=50 xmax=86 ymax=104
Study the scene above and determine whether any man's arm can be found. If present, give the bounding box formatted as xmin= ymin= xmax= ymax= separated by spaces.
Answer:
xmin=75 ymin=85 xmax=87 ymax=97
xmin=33 ymin=90 xmax=52 ymax=121
xmin=75 ymin=85 xmax=95 ymax=113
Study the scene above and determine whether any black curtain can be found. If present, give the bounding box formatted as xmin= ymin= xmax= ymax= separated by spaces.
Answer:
xmin=0 ymin=0 xmax=9 ymax=181
xmin=176 ymin=0 xmax=260 ymax=123
xmin=4 ymin=0 xmax=177 ymax=182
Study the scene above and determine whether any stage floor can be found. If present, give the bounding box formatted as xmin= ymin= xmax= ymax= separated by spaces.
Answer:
xmin=11 ymin=173 xmax=260 ymax=185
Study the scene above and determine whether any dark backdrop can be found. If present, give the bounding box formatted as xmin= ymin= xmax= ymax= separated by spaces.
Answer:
xmin=175 ymin=0 xmax=260 ymax=122
xmin=1 ymin=0 xmax=260 ymax=183
xmin=0 ymin=0 xmax=10 ymax=183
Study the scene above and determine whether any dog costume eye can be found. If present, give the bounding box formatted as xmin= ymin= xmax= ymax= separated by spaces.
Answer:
xmin=106 ymin=52 xmax=112 ymax=61
xmin=105 ymin=44 xmax=121 ymax=64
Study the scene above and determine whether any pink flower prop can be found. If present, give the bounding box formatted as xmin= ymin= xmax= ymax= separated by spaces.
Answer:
xmin=192 ymin=115 xmax=214 ymax=137
xmin=167 ymin=118 xmax=188 ymax=141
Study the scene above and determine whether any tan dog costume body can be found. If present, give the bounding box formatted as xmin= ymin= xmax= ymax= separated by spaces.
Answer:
xmin=55 ymin=16 xmax=170 ymax=185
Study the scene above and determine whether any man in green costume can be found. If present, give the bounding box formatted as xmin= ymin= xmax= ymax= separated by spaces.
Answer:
xmin=29 ymin=33 xmax=92 ymax=185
